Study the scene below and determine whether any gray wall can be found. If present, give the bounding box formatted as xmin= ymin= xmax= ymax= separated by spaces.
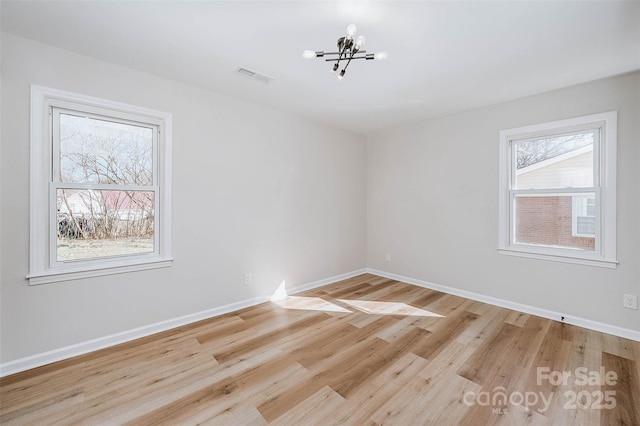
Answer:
xmin=0 ymin=34 xmax=367 ymax=362
xmin=367 ymin=71 xmax=640 ymax=331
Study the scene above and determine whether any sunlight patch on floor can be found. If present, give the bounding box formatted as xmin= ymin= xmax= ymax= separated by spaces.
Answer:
xmin=337 ymin=299 xmax=444 ymax=317
xmin=270 ymin=281 xmax=442 ymax=317
xmin=273 ymin=296 xmax=352 ymax=313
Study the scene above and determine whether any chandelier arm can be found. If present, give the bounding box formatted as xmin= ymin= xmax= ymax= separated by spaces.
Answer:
xmin=333 ymin=45 xmax=349 ymax=69
xmin=342 ymin=52 xmax=355 ymax=73
xmin=324 ymin=55 xmax=370 ymax=62
xmin=322 ymin=50 xmax=367 ymax=55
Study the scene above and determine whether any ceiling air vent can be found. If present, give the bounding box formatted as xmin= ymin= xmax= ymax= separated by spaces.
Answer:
xmin=234 ymin=67 xmax=274 ymax=85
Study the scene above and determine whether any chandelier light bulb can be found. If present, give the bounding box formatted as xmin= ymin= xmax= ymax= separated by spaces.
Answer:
xmin=302 ymin=50 xmax=316 ymax=59
xmin=374 ymin=51 xmax=388 ymax=60
xmin=355 ymin=35 xmax=366 ymax=49
xmin=346 ymin=24 xmax=357 ymax=37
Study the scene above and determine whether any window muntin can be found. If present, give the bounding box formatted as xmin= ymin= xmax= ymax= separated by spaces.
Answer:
xmin=498 ymin=112 xmax=617 ymax=268
xmin=29 ymin=85 xmax=172 ymax=284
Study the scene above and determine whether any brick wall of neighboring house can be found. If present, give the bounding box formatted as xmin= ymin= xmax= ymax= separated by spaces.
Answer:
xmin=515 ymin=196 xmax=595 ymax=250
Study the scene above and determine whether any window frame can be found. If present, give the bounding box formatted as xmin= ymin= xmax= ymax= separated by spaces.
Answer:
xmin=29 ymin=85 xmax=173 ymax=285
xmin=498 ymin=111 xmax=617 ymax=268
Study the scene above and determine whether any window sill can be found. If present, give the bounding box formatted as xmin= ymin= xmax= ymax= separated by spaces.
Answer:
xmin=27 ymin=258 xmax=173 ymax=285
xmin=498 ymin=248 xmax=617 ymax=269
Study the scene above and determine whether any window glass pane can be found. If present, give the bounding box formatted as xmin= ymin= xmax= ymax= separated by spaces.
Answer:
xmin=514 ymin=130 xmax=595 ymax=189
xmin=59 ymin=113 xmax=153 ymax=185
xmin=57 ymin=189 xmax=154 ymax=261
xmin=573 ymin=194 xmax=596 ymax=237
xmin=514 ymin=193 xmax=595 ymax=251
xmin=576 ymin=216 xmax=596 ymax=236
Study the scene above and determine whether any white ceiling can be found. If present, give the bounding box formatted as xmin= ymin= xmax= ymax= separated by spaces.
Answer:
xmin=2 ymin=1 xmax=639 ymax=135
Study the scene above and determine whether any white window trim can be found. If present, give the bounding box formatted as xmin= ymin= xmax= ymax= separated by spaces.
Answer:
xmin=29 ymin=85 xmax=173 ymax=285
xmin=498 ymin=111 xmax=617 ymax=268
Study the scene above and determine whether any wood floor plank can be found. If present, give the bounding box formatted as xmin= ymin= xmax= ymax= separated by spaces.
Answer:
xmin=294 ymin=315 xmax=398 ymax=369
xmin=330 ymin=352 xmax=431 ymax=425
xmin=374 ymin=314 xmax=436 ymax=343
xmin=370 ymin=341 xmax=479 ymax=425
xmin=422 ymin=293 xmax=471 ymax=318
xmin=333 ymin=280 xmax=409 ymax=304
xmin=526 ymin=323 xmax=573 ymax=406
xmin=0 ymin=388 xmax=84 ymax=425
xmin=457 ymin=322 xmax=520 ymax=385
xmin=257 ymin=335 xmax=390 ymax=422
xmin=124 ymin=353 xmax=307 ymax=425
xmin=211 ymin=312 xmax=331 ymax=363
xmin=1 ymin=274 xmax=638 ymax=425
xmin=506 ymin=315 xmax=551 ymax=368
xmin=504 ymin=310 xmax=530 ymax=327
xmin=270 ymin=385 xmax=345 ymax=426
xmin=193 ymin=315 xmax=248 ymax=344
xmin=544 ymin=327 xmax=604 ymax=426
xmin=321 ymin=281 xmax=374 ymax=299
xmin=456 ymin=305 xmax=510 ymax=347
xmin=601 ymin=333 xmax=638 ymax=361
xmin=601 ymin=351 xmax=640 ymax=425
xmin=32 ymin=360 xmax=222 ymax=424
xmin=411 ymin=309 xmax=479 ymax=361
xmin=373 ymin=281 xmax=432 ymax=304
xmin=409 ymin=289 xmax=448 ymax=311
xmin=328 ymin=326 xmax=430 ymax=398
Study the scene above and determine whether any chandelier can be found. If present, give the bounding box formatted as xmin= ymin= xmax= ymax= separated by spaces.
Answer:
xmin=302 ymin=24 xmax=387 ymax=80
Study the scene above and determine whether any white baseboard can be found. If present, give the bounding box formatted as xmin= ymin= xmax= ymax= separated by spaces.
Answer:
xmin=0 ymin=268 xmax=367 ymax=378
xmin=367 ymin=268 xmax=640 ymax=342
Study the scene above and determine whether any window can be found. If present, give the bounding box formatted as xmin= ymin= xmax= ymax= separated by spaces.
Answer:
xmin=29 ymin=86 xmax=172 ymax=284
xmin=498 ymin=112 xmax=617 ymax=268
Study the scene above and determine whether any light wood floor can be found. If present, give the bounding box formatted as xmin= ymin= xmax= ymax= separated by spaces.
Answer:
xmin=1 ymin=274 xmax=639 ymax=425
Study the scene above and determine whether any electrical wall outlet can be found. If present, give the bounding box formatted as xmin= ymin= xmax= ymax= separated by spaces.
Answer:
xmin=385 ymin=253 xmax=392 ymax=262
xmin=244 ymin=273 xmax=252 ymax=285
xmin=623 ymin=294 xmax=637 ymax=310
